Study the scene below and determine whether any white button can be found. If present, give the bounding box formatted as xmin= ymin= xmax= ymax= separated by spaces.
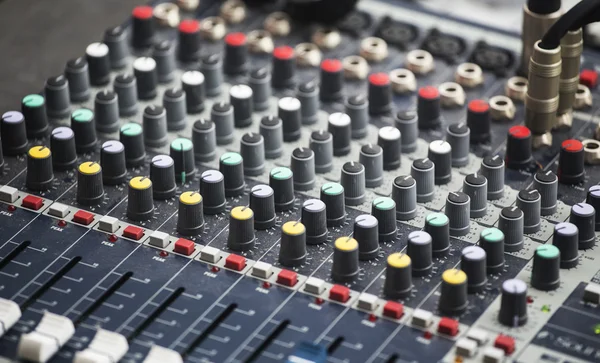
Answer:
xmin=0 ymin=185 xmax=18 ymax=203
xmin=143 ymin=345 xmax=183 ymax=363
xmin=482 ymin=346 xmax=505 ymax=363
xmin=466 ymin=327 xmax=489 ymax=346
xmin=304 ymin=277 xmax=326 ymax=295
xmin=251 ymin=261 xmax=272 ymax=279
xmin=98 ymin=216 xmax=119 ymax=233
xmin=0 ymin=298 xmax=21 ymax=336
xmin=357 ymin=293 xmax=378 ymax=311
xmin=48 ymin=203 xmax=70 ymax=218
xmin=411 ymin=308 xmax=433 ymax=328
xmin=148 ymin=231 xmax=170 ymax=248
xmin=73 ymin=329 xmax=128 ymax=363
xmin=455 ymin=338 xmax=477 ymax=357
xmin=17 ymin=312 xmax=74 ymax=362
xmin=199 ymin=246 xmax=221 ymax=264
xmin=583 ymin=283 xmax=600 ymax=304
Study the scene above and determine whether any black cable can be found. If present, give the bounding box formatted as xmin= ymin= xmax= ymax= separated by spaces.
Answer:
xmin=528 ymin=0 xmax=561 ymax=15
xmin=540 ymin=0 xmax=600 ymax=49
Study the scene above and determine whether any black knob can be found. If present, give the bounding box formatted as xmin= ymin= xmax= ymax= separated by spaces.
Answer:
xmin=64 ymin=57 xmax=91 ymax=102
xmin=340 ymin=162 xmax=366 ymax=206
xmin=240 ymin=132 xmax=265 ymax=176
xmin=417 ymin=86 xmax=441 ymax=129
xmin=119 ymin=123 xmax=146 ymax=167
xmin=505 ymin=125 xmax=533 ymax=170
xmin=328 ymin=113 xmax=351 ymax=156
xmin=377 ymin=126 xmax=402 ymax=171
xmin=150 ymin=155 xmax=176 ymax=200
xmin=279 ymin=221 xmax=307 ymax=267
xmin=201 ymin=54 xmax=223 ymax=97
xmin=227 ymin=206 xmax=255 ymax=251
xmin=407 ymin=231 xmax=433 ymax=277
xmin=332 ymin=237 xmax=359 ymax=282
xmin=50 ymin=127 xmax=77 ymax=170
xmin=103 ymin=25 xmax=129 ymax=69
xmin=177 ymin=191 xmax=204 ymax=236
xmin=44 ymin=75 xmax=70 ymax=119
xmin=466 ymin=99 xmax=491 ymax=143
xmin=182 ymin=71 xmax=206 ymax=114
xmin=383 ymin=253 xmax=413 ymax=299
xmin=219 ymin=152 xmax=245 ymax=197
xmin=319 ymin=59 xmax=343 ymax=102
xmin=131 ymin=6 xmax=156 ymax=48
xmin=531 ymin=244 xmax=561 ymax=291
xmin=479 ymin=227 xmax=505 ymax=274
xmin=552 ymin=222 xmax=579 ymax=269
xmin=439 ymin=269 xmax=468 ymax=314
xmin=230 ymin=84 xmax=254 ymax=128
xmin=249 ymin=184 xmax=276 ymax=230
xmin=127 ymin=176 xmax=155 ymax=221
xmin=290 ymin=147 xmax=316 ymax=191
xmin=170 ymin=138 xmax=195 ymax=183
xmin=100 ymin=140 xmax=127 ymax=185
xmin=460 ymin=246 xmax=487 ymax=293
xmin=558 ymin=139 xmax=585 ymax=185
xmin=71 ymin=108 xmax=97 ymax=153
xmin=480 ymin=155 xmax=505 ymax=200
xmin=517 ymin=189 xmax=541 ymax=234
xmin=498 ymin=206 xmax=525 ymax=252
xmin=192 ymin=119 xmax=217 ymax=162
xmin=133 ymin=57 xmax=158 ymax=100
xmin=200 ymin=170 xmax=226 ymax=214
xmin=163 ymin=88 xmax=187 ymax=131
xmin=153 ymin=40 xmax=176 ymax=83
xmin=77 ymin=162 xmax=104 ymax=205
xmin=569 ymin=203 xmax=596 ymax=250
xmin=85 ymin=42 xmax=111 ymax=86
xmin=424 ymin=212 xmax=450 ymax=257
xmin=302 ymin=199 xmax=328 ymax=245
xmin=354 ymin=214 xmax=380 ymax=260
xmin=21 ymin=94 xmax=49 ymax=138
xmin=368 ymin=73 xmax=392 ymax=115
xmin=371 ymin=197 xmax=397 ymax=242
xmin=260 ymin=115 xmax=283 ymax=159
xmin=94 ymin=90 xmax=120 ymax=133
xmin=178 ymin=19 xmax=202 ymax=63
xmin=269 ymin=167 xmax=295 ymax=211
xmin=224 ymin=32 xmax=248 ymax=75
xmin=320 ymin=182 xmax=346 ymax=227
xmin=346 ymin=94 xmax=369 ymax=139
xmin=446 ymin=192 xmax=470 ymax=237
xmin=279 ymin=97 xmax=302 ymax=141
xmin=272 ymin=46 xmax=296 ymax=89
xmin=250 ymin=67 xmax=271 ymax=112
xmin=428 ymin=140 xmax=452 ymax=185
xmin=498 ymin=279 xmax=528 ymax=327
xmin=586 ymin=185 xmax=600 ymax=231
xmin=360 ymin=144 xmax=383 ymax=188
xmin=26 ymin=146 xmax=53 ymax=191
xmin=113 ymin=73 xmax=138 ymax=117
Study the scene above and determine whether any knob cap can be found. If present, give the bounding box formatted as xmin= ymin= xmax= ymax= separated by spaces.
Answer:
xmin=446 ymin=123 xmax=470 ymax=167
xmin=177 ymin=191 xmax=204 ymax=236
xmin=553 ymin=222 xmax=579 ymax=269
xmin=201 ymin=54 xmax=223 ymax=97
xmin=498 ymin=206 xmax=525 ymax=252
xmin=220 ymin=152 xmax=245 ymax=197
xmin=163 ymin=88 xmax=187 ymax=131
xmin=278 ymin=97 xmax=302 ymax=141
xmin=71 ymin=108 xmax=97 ymax=153
xmin=480 ymin=227 xmax=505 ymax=273
xmin=463 ymin=173 xmax=488 ymax=218
xmin=230 ymin=84 xmax=254 ymax=128
xmin=211 ymin=102 xmax=235 ymax=145
xmin=249 ymin=68 xmax=271 ymax=111
xmin=85 ymin=42 xmax=111 ymax=86
xmin=395 ymin=110 xmax=418 ymax=153
xmin=260 ymin=116 xmax=283 ymax=159
xmin=460 ymin=246 xmax=487 ymax=293
xmin=328 ymin=113 xmax=352 ymax=156
xmin=170 ymin=138 xmax=195 ymax=183
xmin=531 ymin=244 xmax=561 ymax=291
xmin=192 ymin=119 xmax=217 ymax=162
xmin=407 ymin=231 xmax=433 ymax=277
xmin=533 ymin=170 xmax=558 ymax=216
xmin=517 ymin=189 xmax=541 ymax=234
xmin=359 ymin=144 xmax=384 ymax=188
xmin=498 ymin=279 xmax=528 ymax=327
xmin=127 ymin=177 xmax=154 ymax=221
xmin=64 ymin=57 xmax=90 ymax=102
xmin=586 ymin=185 xmax=600 ymax=231
xmin=291 ymin=147 xmax=316 ymax=191
xmin=200 ymin=170 xmax=226 ymax=214
xmin=113 ymin=73 xmax=138 ymax=117
xmin=224 ymin=32 xmax=249 ymax=75
xmin=2 ymin=111 xmax=28 ymax=155
xmin=270 ymin=167 xmax=295 ymax=211
xmin=153 ymin=40 xmax=176 ymax=83
xmin=354 ymin=214 xmax=380 ymax=260
xmin=392 ymin=175 xmax=417 ymax=221
xmin=131 ymin=6 xmax=155 ymax=48
xmin=279 ymin=221 xmax=307 ymax=267
xmin=480 ymin=155 xmax=505 ymax=200
xmin=119 ymin=123 xmax=146 ymax=167
xmin=302 ymin=199 xmax=328 ymax=245
xmin=446 ymin=192 xmax=470 ymax=237
xmin=340 ymin=162 xmax=366 ymax=206
xmin=44 ymin=76 xmax=70 ymax=119
xmin=428 ymin=140 xmax=452 ymax=185
xmin=384 ymin=253 xmax=413 ymax=299
xmin=569 ymin=203 xmax=596 ymax=250
xmin=26 ymin=146 xmax=53 ymax=191
xmin=439 ymin=269 xmax=468 ymax=314
xmin=228 ymin=206 xmax=255 ymax=252
xmin=240 ymin=133 xmax=265 ymax=176
xmin=424 ymin=213 xmax=450 ymax=257
xmin=417 ymin=86 xmax=441 ymax=129
xmin=103 ymin=25 xmax=129 ymax=69
xmin=297 ymin=81 xmax=319 ymax=125
xmin=249 ymin=185 xmax=276 ymax=230
xmin=377 ymin=127 xmax=402 ymax=171
xmin=558 ymin=139 xmax=585 ymax=184
xmin=182 ymin=71 xmax=206 ymax=114
xmin=50 ymin=127 xmax=77 ymax=170
xmin=371 ymin=197 xmax=397 ymax=242
xmin=178 ymin=19 xmax=202 ymax=62
xmin=100 ymin=141 xmax=127 ymax=185
xmin=77 ymin=162 xmax=104 ymax=205
xmin=411 ymin=158 xmax=435 ymax=202
xmin=320 ymin=182 xmax=346 ymax=227
xmin=94 ymin=90 xmax=120 ymax=133
xmin=133 ymin=57 xmax=158 ymax=100
xmin=505 ymin=125 xmax=533 ymax=170
xmin=345 ymin=95 xmax=369 ymax=139
xmin=150 ymin=155 xmax=176 ymax=200
xmin=142 ymin=105 xmax=168 ymax=148
xmin=368 ymin=73 xmax=392 ymax=115
xmin=320 ymin=59 xmax=343 ymax=102
xmin=332 ymin=237 xmax=359 ymax=282
xmin=310 ymin=130 xmax=334 ymax=173
xmin=466 ymin=100 xmax=491 ymax=143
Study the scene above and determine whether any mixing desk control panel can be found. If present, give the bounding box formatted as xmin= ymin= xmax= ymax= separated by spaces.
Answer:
xmin=0 ymin=0 xmax=600 ymax=362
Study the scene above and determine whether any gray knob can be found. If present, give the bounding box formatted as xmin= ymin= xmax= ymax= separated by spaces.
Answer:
xmin=359 ymin=144 xmax=384 ymax=188
xmin=394 ymin=110 xmax=418 ymax=153
xmin=411 ymin=158 xmax=435 ymax=202
xmin=104 ymin=25 xmax=129 ymax=69
xmin=279 ymin=221 xmax=307 ymax=267
xmin=181 ymin=70 xmax=206 ymax=114
xmin=291 ymin=147 xmax=315 ymax=191
xmin=249 ymin=67 xmax=271 ymax=111
xmin=329 ymin=112 xmax=352 ymax=156
xmin=142 ymin=105 xmax=168 ymax=148
xmin=332 ymin=236 xmax=360 ymax=282
xmin=211 ymin=102 xmax=235 ymax=145
xmin=392 ymin=175 xmax=417 ymax=221
xmin=517 ymin=189 xmax=541 ymax=234
xmin=428 ymin=140 xmax=452 ymax=185
xmin=345 ymin=95 xmax=368 ymax=139
xmin=65 ymin=57 xmax=90 ymax=102
xmin=240 ymin=132 xmax=265 ymax=176
xmin=480 ymin=155 xmax=505 ymax=200
xmin=297 ymin=81 xmax=319 ymax=125
xmin=94 ymin=90 xmax=120 ymax=133
xmin=302 ymin=199 xmax=328 ymax=245
xmin=113 ymin=73 xmax=138 ymax=117
xmin=340 ymin=162 xmax=366 ymax=206
xmin=230 ymin=84 xmax=254 ymax=128
xmin=310 ymin=130 xmax=333 ymax=173
xmin=152 ymin=40 xmax=176 ymax=83
xmin=192 ymin=119 xmax=217 ymax=162
xmin=446 ymin=123 xmax=470 ymax=167
xmin=377 ymin=126 xmax=402 ymax=170
xmin=553 ymin=222 xmax=579 ymax=268
xmin=569 ymin=203 xmax=596 ymax=250
xmin=461 ymin=246 xmax=487 ymax=293
xmin=424 ymin=212 xmax=450 ymax=256
xmin=200 ymin=54 xmax=223 ymax=97
xmin=279 ymin=97 xmax=302 ymax=142
xmin=497 ymin=206 xmax=523 ymax=252
xmin=463 ymin=173 xmax=488 ymax=218
xmin=354 ymin=214 xmax=380 ymax=260
xmin=260 ymin=116 xmax=283 ymax=159
xmin=133 ymin=57 xmax=158 ymax=100
xmin=163 ymin=88 xmax=187 ymax=131
xmin=44 ymin=75 xmax=70 ymax=119
xmin=407 ymin=231 xmax=433 ymax=276
xmin=533 ymin=170 xmax=558 ymax=216
xmin=150 ymin=155 xmax=176 ymax=200
xmin=446 ymin=192 xmax=470 ymax=237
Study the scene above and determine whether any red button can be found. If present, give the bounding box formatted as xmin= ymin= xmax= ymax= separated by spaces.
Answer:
xmin=179 ymin=19 xmax=200 ymax=34
xmin=329 ymin=284 xmax=350 ymax=303
xmin=122 ymin=225 xmax=144 ymax=240
xmin=580 ymin=69 xmax=598 ymax=88
xmin=132 ymin=6 xmax=153 ymax=20
xmin=369 ymin=72 xmax=390 ymax=86
xmin=225 ymin=254 xmax=246 ymax=271
xmin=273 ymin=46 xmax=295 ymax=60
xmin=225 ymin=32 xmax=246 ymax=47
xmin=418 ymin=86 xmax=439 ymax=100
xmin=437 ymin=317 xmax=459 ymax=336
xmin=468 ymin=99 xmax=489 ymax=113
xmin=382 ymin=301 xmax=404 ymax=319
xmin=22 ymin=195 xmax=43 ymax=210
xmin=494 ymin=334 xmax=515 ymax=355
xmin=321 ymin=59 xmax=342 ymax=73
xmin=72 ymin=210 xmax=94 ymax=225
xmin=561 ymin=139 xmax=583 ymax=153
xmin=277 ymin=270 xmax=298 ymax=287
xmin=174 ymin=238 xmax=195 ymax=256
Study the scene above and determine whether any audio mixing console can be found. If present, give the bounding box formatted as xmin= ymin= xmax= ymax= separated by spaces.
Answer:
xmin=0 ymin=0 xmax=600 ymax=362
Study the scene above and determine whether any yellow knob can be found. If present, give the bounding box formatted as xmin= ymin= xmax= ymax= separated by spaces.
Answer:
xmin=282 ymin=221 xmax=305 ymax=236
xmin=28 ymin=146 xmax=51 ymax=159
xmin=442 ymin=269 xmax=467 ymax=285
xmin=387 ymin=253 xmax=411 ymax=268
xmin=129 ymin=176 xmax=152 ymax=190
xmin=231 ymin=206 xmax=253 ymax=220
xmin=179 ymin=191 xmax=202 ymax=205
xmin=334 ymin=237 xmax=358 ymax=251
xmin=78 ymin=161 xmax=101 ymax=175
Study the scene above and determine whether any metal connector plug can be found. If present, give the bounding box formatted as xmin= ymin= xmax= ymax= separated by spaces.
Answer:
xmin=520 ymin=4 xmax=562 ymax=75
xmin=556 ymin=28 xmax=583 ymax=129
